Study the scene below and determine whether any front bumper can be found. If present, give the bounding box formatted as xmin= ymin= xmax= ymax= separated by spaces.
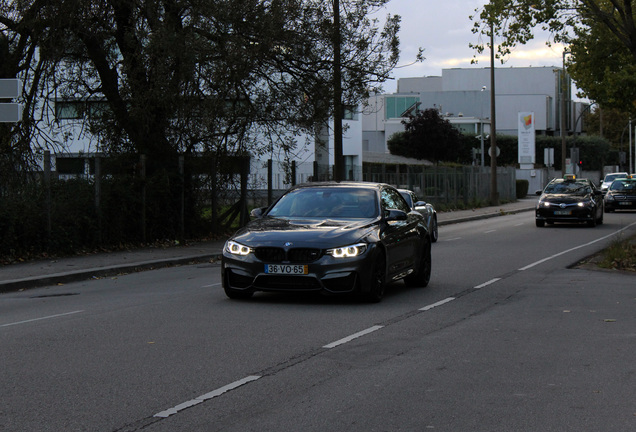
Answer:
xmin=222 ymin=244 xmax=378 ymax=296
xmin=604 ymin=196 xmax=636 ymax=211
xmin=535 ymin=204 xmax=596 ymax=223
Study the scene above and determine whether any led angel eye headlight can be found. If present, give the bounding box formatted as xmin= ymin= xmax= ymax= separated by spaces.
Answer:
xmin=225 ymin=240 xmax=252 ymax=256
xmin=327 ymin=243 xmax=368 ymax=258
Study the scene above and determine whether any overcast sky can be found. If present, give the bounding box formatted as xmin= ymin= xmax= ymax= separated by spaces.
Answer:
xmin=378 ymin=0 xmax=566 ymax=93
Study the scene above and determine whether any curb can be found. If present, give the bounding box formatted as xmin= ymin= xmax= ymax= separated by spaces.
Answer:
xmin=0 ymin=254 xmax=221 ymax=294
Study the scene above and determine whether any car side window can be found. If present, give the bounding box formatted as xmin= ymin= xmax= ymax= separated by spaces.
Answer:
xmin=381 ymin=188 xmax=410 ymax=213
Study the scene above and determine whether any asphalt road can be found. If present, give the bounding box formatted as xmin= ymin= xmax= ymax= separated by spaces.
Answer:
xmin=1 ymin=211 xmax=636 ymax=431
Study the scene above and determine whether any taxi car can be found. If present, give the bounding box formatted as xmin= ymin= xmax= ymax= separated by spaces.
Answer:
xmin=535 ymin=175 xmax=604 ymax=227
xmin=222 ymin=182 xmax=432 ymax=302
xmin=604 ymin=175 xmax=636 ymax=212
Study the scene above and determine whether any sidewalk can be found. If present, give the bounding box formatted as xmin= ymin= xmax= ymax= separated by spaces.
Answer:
xmin=0 ymin=198 xmax=538 ymax=293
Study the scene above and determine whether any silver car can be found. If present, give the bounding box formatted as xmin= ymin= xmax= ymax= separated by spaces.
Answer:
xmin=601 ymin=172 xmax=629 ymax=193
xmin=399 ymin=189 xmax=438 ymax=242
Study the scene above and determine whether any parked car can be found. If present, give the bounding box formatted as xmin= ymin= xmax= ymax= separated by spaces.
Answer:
xmin=600 ymin=172 xmax=629 ymax=193
xmin=222 ymin=182 xmax=432 ymax=302
xmin=604 ymin=175 xmax=636 ymax=212
xmin=398 ymin=189 xmax=438 ymax=242
xmin=535 ymin=175 xmax=604 ymax=227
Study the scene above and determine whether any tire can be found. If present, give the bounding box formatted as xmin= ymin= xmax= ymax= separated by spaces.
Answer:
xmin=430 ymin=216 xmax=439 ymax=243
xmin=536 ymin=219 xmax=545 ymax=227
xmin=597 ymin=210 xmax=604 ymax=225
xmin=364 ymin=250 xmax=386 ymax=303
xmin=405 ymin=236 xmax=432 ymax=288
xmin=587 ymin=216 xmax=597 ymax=227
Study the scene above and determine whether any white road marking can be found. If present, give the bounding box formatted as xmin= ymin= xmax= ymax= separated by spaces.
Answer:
xmin=474 ymin=278 xmax=501 ymax=289
xmin=0 ymin=310 xmax=84 ymax=328
xmin=201 ymin=283 xmax=222 ymax=287
xmin=419 ymin=297 xmax=456 ymax=311
xmin=519 ymin=221 xmax=636 ymax=271
xmin=484 ymin=229 xmax=497 ymax=233
xmin=323 ymin=325 xmax=384 ymax=349
xmin=443 ymin=237 xmax=462 ymax=242
xmin=154 ymin=375 xmax=261 ymax=418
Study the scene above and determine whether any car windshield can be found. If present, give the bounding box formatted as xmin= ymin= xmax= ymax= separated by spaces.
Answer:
xmin=267 ymin=187 xmax=378 ymax=218
xmin=544 ymin=181 xmax=591 ymax=195
xmin=605 ymin=174 xmax=627 ymax=183
xmin=609 ymin=180 xmax=636 ymax=192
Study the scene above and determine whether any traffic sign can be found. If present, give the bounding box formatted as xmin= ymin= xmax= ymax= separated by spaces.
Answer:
xmin=0 ymin=79 xmax=22 ymax=122
xmin=0 ymin=79 xmax=21 ymax=98
xmin=0 ymin=103 xmax=22 ymax=122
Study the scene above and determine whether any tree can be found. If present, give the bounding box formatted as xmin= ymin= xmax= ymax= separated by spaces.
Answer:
xmin=387 ymin=108 xmax=463 ymax=163
xmin=470 ymin=0 xmax=636 ymax=113
xmin=1 ymin=0 xmax=402 ymax=163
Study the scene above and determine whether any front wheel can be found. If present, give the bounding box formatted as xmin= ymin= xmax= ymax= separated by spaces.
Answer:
xmin=405 ymin=237 xmax=431 ymax=288
xmin=536 ymin=219 xmax=545 ymax=227
xmin=430 ymin=216 xmax=439 ymax=243
xmin=364 ymin=250 xmax=386 ymax=303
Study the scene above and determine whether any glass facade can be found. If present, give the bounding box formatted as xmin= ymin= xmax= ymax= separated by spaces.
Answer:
xmin=385 ymin=96 xmax=420 ymax=119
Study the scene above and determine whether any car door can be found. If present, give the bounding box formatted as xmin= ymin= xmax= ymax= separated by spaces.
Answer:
xmin=380 ymin=187 xmax=421 ymax=278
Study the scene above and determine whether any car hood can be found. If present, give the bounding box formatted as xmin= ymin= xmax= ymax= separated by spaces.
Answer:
xmin=540 ymin=193 xmax=591 ymax=203
xmin=607 ymin=190 xmax=636 ymax=196
xmin=230 ymin=217 xmax=378 ymax=248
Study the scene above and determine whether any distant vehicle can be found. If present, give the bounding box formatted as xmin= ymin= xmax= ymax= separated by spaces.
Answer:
xmin=398 ymin=189 xmax=438 ymax=242
xmin=600 ymin=172 xmax=629 ymax=193
xmin=604 ymin=176 xmax=636 ymax=212
xmin=222 ymin=182 xmax=432 ymax=302
xmin=535 ymin=175 xmax=604 ymax=227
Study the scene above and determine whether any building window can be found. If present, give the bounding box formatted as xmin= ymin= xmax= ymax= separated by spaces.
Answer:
xmin=385 ymin=96 xmax=420 ymax=119
xmin=55 ymin=100 xmax=110 ymax=121
xmin=343 ymin=106 xmax=359 ymax=121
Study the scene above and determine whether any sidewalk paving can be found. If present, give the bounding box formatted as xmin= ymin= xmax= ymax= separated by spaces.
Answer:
xmin=0 ymin=197 xmax=538 ymax=293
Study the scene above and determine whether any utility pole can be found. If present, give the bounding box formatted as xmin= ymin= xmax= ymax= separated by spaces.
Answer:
xmin=489 ymin=23 xmax=498 ymax=206
xmin=332 ymin=0 xmax=343 ymax=181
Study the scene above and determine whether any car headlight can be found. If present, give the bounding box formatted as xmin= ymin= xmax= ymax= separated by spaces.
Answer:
xmin=225 ymin=240 xmax=252 ymax=256
xmin=577 ymin=200 xmax=592 ymax=207
xmin=326 ymin=243 xmax=368 ymax=258
xmin=605 ymin=194 xmax=615 ymax=201
xmin=538 ymin=200 xmax=550 ymax=208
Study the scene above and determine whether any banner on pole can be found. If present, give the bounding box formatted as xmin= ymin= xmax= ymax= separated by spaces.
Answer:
xmin=518 ymin=112 xmax=535 ymax=165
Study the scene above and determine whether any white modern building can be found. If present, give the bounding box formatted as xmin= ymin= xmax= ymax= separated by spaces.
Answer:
xmin=362 ymin=66 xmax=588 ymax=165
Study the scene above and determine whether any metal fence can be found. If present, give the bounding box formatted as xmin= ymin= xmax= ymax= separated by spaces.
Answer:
xmin=246 ymin=160 xmax=517 ymax=209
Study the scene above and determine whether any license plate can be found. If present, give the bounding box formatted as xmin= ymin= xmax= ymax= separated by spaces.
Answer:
xmin=619 ymin=202 xmax=631 ymax=206
xmin=265 ymin=264 xmax=308 ymax=275
xmin=554 ymin=210 xmax=571 ymax=215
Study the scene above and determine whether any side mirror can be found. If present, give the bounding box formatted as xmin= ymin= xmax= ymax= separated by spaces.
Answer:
xmin=250 ymin=207 xmax=266 ymax=219
xmin=384 ymin=209 xmax=408 ymax=221
xmin=535 ymin=190 xmax=543 ymax=196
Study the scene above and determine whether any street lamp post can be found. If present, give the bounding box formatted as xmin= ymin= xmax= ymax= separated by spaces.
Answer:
xmin=560 ymin=49 xmax=570 ymax=176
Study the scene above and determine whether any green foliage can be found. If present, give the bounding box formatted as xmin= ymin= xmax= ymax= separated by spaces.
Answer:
xmin=598 ymin=234 xmax=636 ymax=272
xmin=470 ymin=1 xmax=636 ymax=112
